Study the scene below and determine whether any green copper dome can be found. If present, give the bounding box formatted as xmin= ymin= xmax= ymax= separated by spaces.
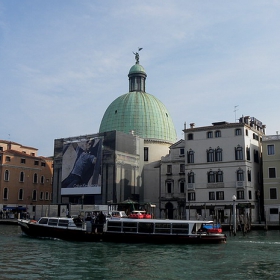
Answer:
xmin=99 ymin=91 xmax=177 ymax=143
xmin=99 ymin=57 xmax=177 ymax=143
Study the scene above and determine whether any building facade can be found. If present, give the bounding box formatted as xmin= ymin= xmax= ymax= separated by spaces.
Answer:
xmin=262 ymin=134 xmax=280 ymax=224
xmin=0 ymin=140 xmax=53 ymax=216
xmin=181 ymin=117 xmax=265 ymax=223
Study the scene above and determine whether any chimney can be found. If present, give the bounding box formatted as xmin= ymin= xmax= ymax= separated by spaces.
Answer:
xmin=190 ymin=123 xmax=195 ymax=129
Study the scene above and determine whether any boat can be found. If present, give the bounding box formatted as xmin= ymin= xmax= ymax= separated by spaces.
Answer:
xmin=18 ymin=217 xmax=226 ymax=244
xmin=18 ymin=216 xmax=103 ymax=242
xmin=103 ymin=218 xmax=226 ymax=244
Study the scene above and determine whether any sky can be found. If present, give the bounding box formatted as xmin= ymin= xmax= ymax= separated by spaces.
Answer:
xmin=1 ymin=0 xmax=280 ymax=156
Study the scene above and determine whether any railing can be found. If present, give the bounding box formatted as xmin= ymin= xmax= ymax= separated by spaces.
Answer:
xmin=236 ymin=181 xmax=245 ymax=188
xmin=187 ymin=183 xmax=195 ymax=190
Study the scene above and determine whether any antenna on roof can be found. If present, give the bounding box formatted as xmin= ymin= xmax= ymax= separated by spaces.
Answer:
xmin=234 ymin=105 xmax=239 ymax=122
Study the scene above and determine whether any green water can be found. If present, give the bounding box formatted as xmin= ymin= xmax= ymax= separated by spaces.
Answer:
xmin=0 ymin=225 xmax=279 ymax=279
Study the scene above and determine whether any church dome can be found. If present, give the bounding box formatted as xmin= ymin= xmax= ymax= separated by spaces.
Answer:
xmin=99 ymin=54 xmax=177 ymax=144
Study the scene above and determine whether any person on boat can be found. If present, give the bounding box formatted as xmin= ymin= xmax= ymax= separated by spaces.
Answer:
xmin=61 ymin=139 xmax=99 ymax=188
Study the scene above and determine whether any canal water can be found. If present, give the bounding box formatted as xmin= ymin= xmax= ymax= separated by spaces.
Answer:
xmin=1 ymin=225 xmax=280 ymax=280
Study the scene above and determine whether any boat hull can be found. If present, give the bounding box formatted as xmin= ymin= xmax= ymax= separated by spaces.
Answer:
xmin=18 ymin=220 xmax=102 ymax=242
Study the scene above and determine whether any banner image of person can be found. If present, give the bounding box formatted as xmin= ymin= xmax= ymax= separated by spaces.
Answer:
xmin=61 ymin=137 xmax=102 ymax=195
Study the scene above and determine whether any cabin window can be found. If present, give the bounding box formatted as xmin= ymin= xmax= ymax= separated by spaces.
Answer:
xmin=38 ymin=218 xmax=48 ymax=224
xmin=172 ymin=223 xmax=189 ymax=234
xmin=155 ymin=223 xmax=171 ymax=234
xmin=123 ymin=222 xmax=137 ymax=233
xmin=58 ymin=219 xmax=69 ymax=227
xmin=107 ymin=221 xmax=122 ymax=232
xmin=138 ymin=223 xmax=154 ymax=233
xmin=48 ymin=219 xmax=58 ymax=226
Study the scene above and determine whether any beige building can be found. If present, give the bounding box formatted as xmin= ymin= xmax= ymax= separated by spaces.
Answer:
xmin=179 ymin=116 xmax=265 ymax=223
xmin=262 ymin=135 xmax=280 ymax=224
xmin=0 ymin=140 xmax=53 ymax=217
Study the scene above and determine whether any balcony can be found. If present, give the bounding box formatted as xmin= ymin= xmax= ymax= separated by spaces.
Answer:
xmin=236 ymin=181 xmax=245 ymax=188
xmin=187 ymin=183 xmax=195 ymax=190
xmin=207 ymin=183 xmax=224 ymax=188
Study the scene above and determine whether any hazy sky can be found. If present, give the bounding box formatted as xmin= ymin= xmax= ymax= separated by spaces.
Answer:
xmin=1 ymin=1 xmax=280 ymax=156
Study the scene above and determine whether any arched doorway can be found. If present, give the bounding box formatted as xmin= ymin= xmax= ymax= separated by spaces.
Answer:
xmin=165 ymin=202 xmax=174 ymax=219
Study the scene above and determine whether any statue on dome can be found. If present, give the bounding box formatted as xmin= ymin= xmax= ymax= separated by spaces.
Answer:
xmin=133 ymin=47 xmax=143 ymax=64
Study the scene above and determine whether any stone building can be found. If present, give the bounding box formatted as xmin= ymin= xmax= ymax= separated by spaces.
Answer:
xmin=181 ymin=116 xmax=265 ymax=223
xmin=262 ymin=134 xmax=280 ymax=224
xmin=0 ymin=140 xmax=53 ymax=216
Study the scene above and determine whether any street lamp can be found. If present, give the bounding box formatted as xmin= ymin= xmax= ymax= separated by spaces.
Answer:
xmin=232 ymin=194 xmax=237 ymax=236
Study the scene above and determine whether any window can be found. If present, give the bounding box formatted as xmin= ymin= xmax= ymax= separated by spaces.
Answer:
xmin=166 ymin=182 xmax=173 ymax=193
xmin=41 ymin=162 xmax=46 ymax=167
xmin=267 ymin=145 xmax=275 ymax=155
xmin=216 ymin=191 xmax=224 ymax=200
xmin=45 ymin=192 xmax=49 ymax=200
xmin=235 ymin=146 xmax=243 ymax=160
xmin=33 ymin=173 xmax=38 ymax=183
xmin=19 ymin=171 xmax=24 ymax=182
xmin=235 ymin=129 xmax=242 ymax=136
xmin=40 ymin=176 xmax=44 ymax=184
xmin=248 ymin=170 xmax=251 ymax=182
xmin=207 ymin=148 xmax=214 ymax=162
xmin=6 ymin=156 xmax=11 ymax=162
xmin=3 ymin=188 xmax=8 ymax=200
xmin=188 ymin=192 xmax=196 ymax=201
xmin=209 ymin=192 xmax=215 ymax=200
xmin=246 ymin=147 xmax=250 ymax=160
xmin=254 ymin=150 xmax=259 ymax=163
xmin=179 ymin=164 xmax=185 ymax=174
xmin=215 ymin=130 xmax=221 ymax=138
xmin=144 ymin=147 xmax=149 ymax=161
xmin=237 ymin=190 xmax=244 ymax=199
xmin=207 ymin=131 xmax=213 ymax=138
xmin=167 ymin=165 xmax=172 ymax=174
xmin=268 ymin=168 xmax=276 ymax=178
xmin=270 ymin=188 xmax=277 ymax=199
xmin=248 ymin=190 xmax=252 ymax=200
xmin=40 ymin=192 xmax=44 ymax=200
xmin=179 ymin=148 xmax=185 ymax=156
xmin=187 ymin=150 xmax=194 ymax=163
xmin=32 ymin=190 xmax=37 ymax=201
xmin=4 ymin=170 xmax=9 ymax=181
xmin=188 ymin=133 xmax=193 ymax=140
xmin=270 ymin=208 xmax=279 ymax=214
xmin=188 ymin=172 xmax=195 ymax=183
xmin=216 ymin=170 xmax=223 ymax=182
xmin=18 ymin=189 xmax=23 ymax=200
xmin=215 ymin=147 xmax=223 ymax=162
xmin=246 ymin=129 xmax=248 ymax=136
xmin=179 ymin=181 xmax=185 ymax=193
xmin=237 ymin=169 xmax=244 ymax=181
xmin=34 ymin=160 xmax=39 ymax=165
xmin=208 ymin=171 xmax=215 ymax=183
xmin=21 ymin=158 xmax=26 ymax=164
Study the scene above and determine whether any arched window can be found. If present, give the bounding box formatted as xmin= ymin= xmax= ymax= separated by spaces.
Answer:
xmin=179 ymin=180 xmax=185 ymax=193
xmin=166 ymin=180 xmax=173 ymax=194
xmin=3 ymin=188 xmax=8 ymax=200
xmin=207 ymin=131 xmax=213 ymax=138
xmin=235 ymin=145 xmax=243 ymax=160
xmin=216 ymin=170 xmax=223 ymax=182
xmin=215 ymin=147 xmax=223 ymax=161
xmin=4 ymin=170 xmax=9 ymax=181
xmin=40 ymin=175 xmax=44 ymax=184
xmin=32 ymin=190 xmax=37 ymax=201
xmin=207 ymin=148 xmax=215 ymax=162
xmin=208 ymin=171 xmax=215 ymax=183
xmin=18 ymin=189 xmax=23 ymax=200
xmin=33 ymin=173 xmax=38 ymax=183
xmin=237 ymin=169 xmax=244 ymax=181
xmin=188 ymin=172 xmax=195 ymax=183
xmin=187 ymin=149 xmax=194 ymax=163
xmin=20 ymin=171 xmax=24 ymax=182
xmin=45 ymin=192 xmax=49 ymax=200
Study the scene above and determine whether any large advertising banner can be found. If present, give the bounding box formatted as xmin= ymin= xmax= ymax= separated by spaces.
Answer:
xmin=61 ymin=137 xmax=102 ymax=195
